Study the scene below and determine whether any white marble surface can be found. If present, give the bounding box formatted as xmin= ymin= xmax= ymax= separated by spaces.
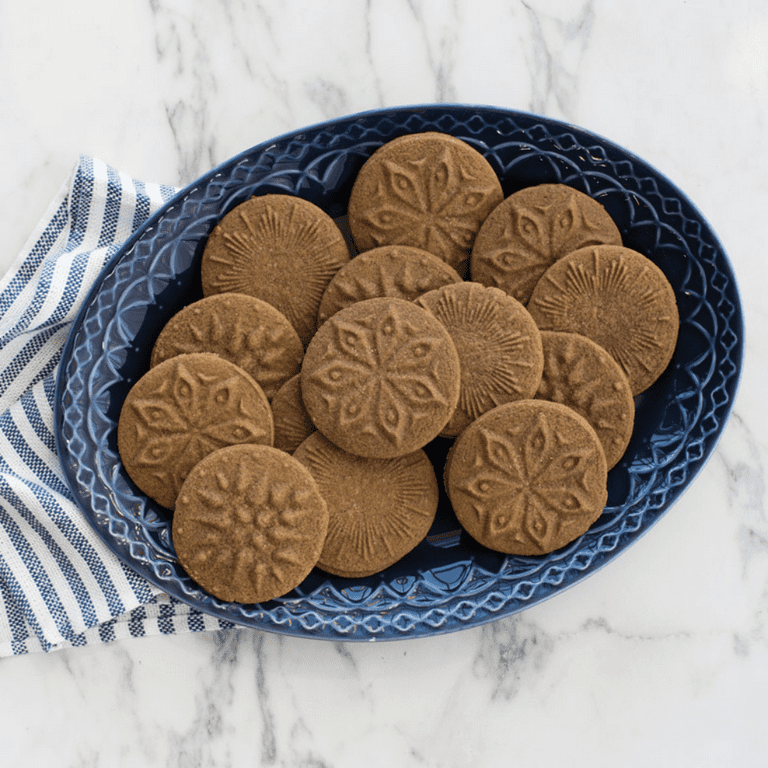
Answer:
xmin=0 ymin=0 xmax=766 ymax=765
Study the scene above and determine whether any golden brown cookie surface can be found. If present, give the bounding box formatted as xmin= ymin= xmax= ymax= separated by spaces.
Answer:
xmin=301 ymin=297 xmax=461 ymax=458
xmin=200 ymin=194 xmax=350 ymax=346
xmin=271 ymin=374 xmax=316 ymax=454
xmin=150 ymin=294 xmax=303 ymax=400
xmin=414 ymin=281 xmax=544 ymax=437
xmin=347 ymin=132 xmax=503 ymax=275
xmin=117 ymin=353 xmax=274 ymax=509
xmin=447 ymin=400 xmax=608 ymax=555
xmin=470 ymin=184 xmax=622 ymax=305
xmin=527 ymin=245 xmax=679 ymax=395
xmin=172 ymin=444 xmax=328 ymax=603
xmin=293 ymin=432 xmax=438 ymax=577
xmin=535 ymin=331 xmax=635 ymax=469
xmin=317 ymin=244 xmax=462 ymax=325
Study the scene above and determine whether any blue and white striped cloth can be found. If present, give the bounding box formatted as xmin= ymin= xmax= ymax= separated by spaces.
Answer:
xmin=0 ymin=157 xmax=233 ymax=655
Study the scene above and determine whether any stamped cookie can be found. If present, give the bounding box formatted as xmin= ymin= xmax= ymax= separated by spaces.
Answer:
xmin=527 ymin=245 xmax=679 ymax=395
xmin=117 ymin=353 xmax=274 ymax=509
xmin=536 ymin=331 xmax=635 ymax=469
xmin=200 ymin=194 xmax=350 ymax=346
xmin=317 ymin=245 xmax=462 ymax=325
xmin=470 ymin=184 xmax=622 ymax=305
xmin=293 ymin=431 xmax=438 ymax=577
xmin=347 ymin=132 xmax=503 ymax=275
xmin=415 ymin=281 xmax=544 ymax=437
xmin=271 ymin=374 xmax=316 ymax=454
xmin=150 ymin=294 xmax=303 ymax=400
xmin=301 ymin=297 xmax=461 ymax=458
xmin=447 ymin=400 xmax=608 ymax=556
xmin=172 ymin=444 xmax=329 ymax=603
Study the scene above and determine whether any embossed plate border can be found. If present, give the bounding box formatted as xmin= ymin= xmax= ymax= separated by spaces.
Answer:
xmin=54 ymin=105 xmax=744 ymax=640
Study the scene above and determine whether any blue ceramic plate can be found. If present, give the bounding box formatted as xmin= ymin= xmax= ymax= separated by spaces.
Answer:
xmin=55 ymin=105 xmax=743 ymax=640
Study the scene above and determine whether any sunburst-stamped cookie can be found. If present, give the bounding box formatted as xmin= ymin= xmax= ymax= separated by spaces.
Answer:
xmin=446 ymin=400 xmax=608 ymax=556
xmin=527 ymin=244 xmax=679 ymax=395
xmin=415 ymin=281 xmax=544 ymax=437
xmin=317 ymin=244 xmax=462 ymax=325
xmin=347 ymin=132 xmax=503 ymax=276
xmin=150 ymin=294 xmax=303 ymax=400
xmin=117 ymin=353 xmax=274 ymax=509
xmin=536 ymin=331 xmax=635 ymax=469
xmin=470 ymin=183 xmax=622 ymax=305
xmin=172 ymin=444 xmax=329 ymax=603
xmin=301 ymin=297 xmax=461 ymax=459
xmin=200 ymin=194 xmax=350 ymax=346
xmin=293 ymin=431 xmax=438 ymax=577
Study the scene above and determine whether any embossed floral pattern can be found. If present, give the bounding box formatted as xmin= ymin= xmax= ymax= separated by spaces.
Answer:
xmin=452 ymin=405 xmax=606 ymax=555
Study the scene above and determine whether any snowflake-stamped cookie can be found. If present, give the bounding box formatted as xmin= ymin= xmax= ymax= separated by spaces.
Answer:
xmin=301 ymin=297 xmax=461 ymax=458
xmin=347 ymin=132 xmax=503 ymax=276
xmin=446 ymin=400 xmax=608 ymax=556
xmin=172 ymin=444 xmax=329 ymax=603
xmin=117 ymin=353 xmax=274 ymax=509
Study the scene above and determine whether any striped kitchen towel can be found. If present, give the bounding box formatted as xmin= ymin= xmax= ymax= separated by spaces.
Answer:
xmin=0 ymin=157 xmax=233 ymax=655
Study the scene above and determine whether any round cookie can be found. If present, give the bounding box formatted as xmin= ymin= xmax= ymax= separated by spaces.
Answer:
xmin=527 ymin=245 xmax=679 ymax=395
xmin=200 ymin=194 xmax=350 ymax=346
xmin=470 ymin=183 xmax=622 ymax=305
xmin=447 ymin=400 xmax=608 ymax=556
xmin=301 ymin=297 xmax=461 ymax=459
xmin=117 ymin=353 xmax=274 ymax=509
xmin=172 ymin=444 xmax=329 ymax=603
xmin=293 ymin=431 xmax=438 ymax=577
xmin=347 ymin=132 xmax=503 ymax=276
xmin=150 ymin=294 xmax=303 ymax=400
xmin=415 ymin=281 xmax=544 ymax=437
xmin=317 ymin=245 xmax=462 ymax=325
xmin=271 ymin=374 xmax=316 ymax=454
xmin=535 ymin=331 xmax=635 ymax=469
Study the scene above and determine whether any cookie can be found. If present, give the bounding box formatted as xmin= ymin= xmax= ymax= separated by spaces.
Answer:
xmin=293 ymin=431 xmax=438 ymax=577
xmin=150 ymin=294 xmax=303 ymax=400
xmin=117 ymin=353 xmax=274 ymax=509
xmin=527 ymin=245 xmax=679 ymax=395
xmin=271 ymin=374 xmax=316 ymax=454
xmin=470 ymin=184 xmax=622 ymax=305
xmin=415 ymin=281 xmax=544 ymax=437
xmin=536 ymin=331 xmax=635 ymax=469
xmin=347 ymin=132 xmax=503 ymax=275
xmin=200 ymin=194 xmax=350 ymax=346
xmin=447 ymin=400 xmax=608 ymax=556
xmin=317 ymin=245 xmax=462 ymax=325
xmin=172 ymin=444 xmax=328 ymax=603
xmin=301 ymin=297 xmax=461 ymax=458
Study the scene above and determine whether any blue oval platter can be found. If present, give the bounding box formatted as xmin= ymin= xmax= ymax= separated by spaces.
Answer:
xmin=54 ymin=105 xmax=744 ymax=641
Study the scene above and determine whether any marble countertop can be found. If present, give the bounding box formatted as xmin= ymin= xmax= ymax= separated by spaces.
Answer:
xmin=1 ymin=1 xmax=765 ymax=766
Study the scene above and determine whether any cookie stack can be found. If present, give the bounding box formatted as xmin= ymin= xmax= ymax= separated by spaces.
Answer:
xmin=117 ymin=131 xmax=679 ymax=604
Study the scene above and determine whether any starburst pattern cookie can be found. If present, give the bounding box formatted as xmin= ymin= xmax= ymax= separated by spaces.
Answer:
xmin=317 ymin=244 xmax=462 ymax=325
xmin=415 ymin=281 xmax=544 ymax=437
xmin=172 ymin=444 xmax=328 ymax=603
xmin=200 ymin=194 xmax=350 ymax=346
xmin=470 ymin=184 xmax=622 ymax=304
xmin=447 ymin=400 xmax=608 ymax=556
xmin=293 ymin=432 xmax=438 ymax=577
xmin=347 ymin=132 xmax=503 ymax=275
xmin=117 ymin=353 xmax=274 ymax=509
xmin=150 ymin=294 xmax=303 ymax=400
xmin=301 ymin=297 xmax=461 ymax=458
xmin=527 ymin=245 xmax=679 ymax=395
xmin=536 ymin=331 xmax=635 ymax=469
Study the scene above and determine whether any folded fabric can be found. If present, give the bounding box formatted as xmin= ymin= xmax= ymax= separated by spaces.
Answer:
xmin=0 ymin=157 xmax=233 ymax=655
